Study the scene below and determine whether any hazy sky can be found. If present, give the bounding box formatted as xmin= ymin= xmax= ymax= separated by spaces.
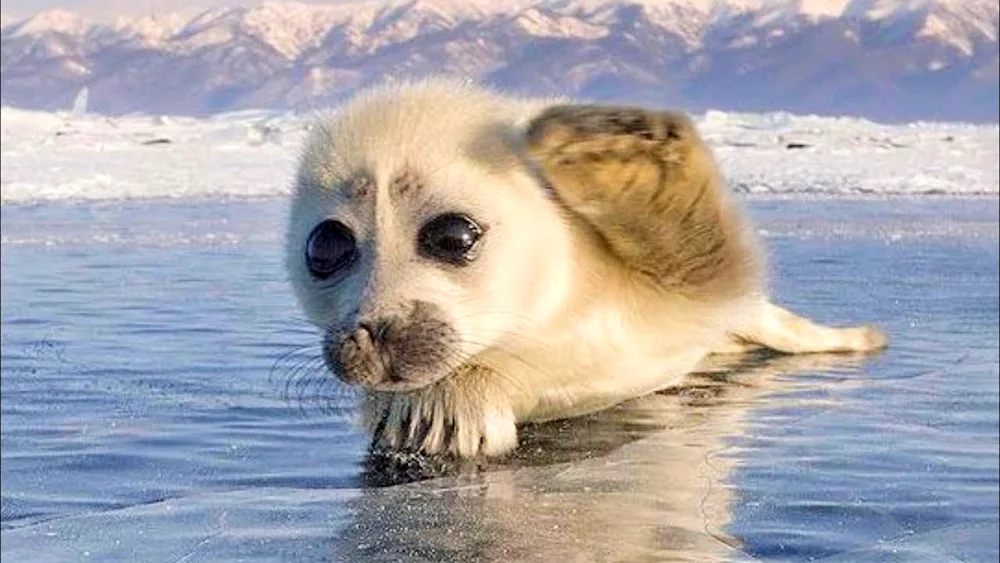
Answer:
xmin=2 ymin=1 xmax=357 ymax=21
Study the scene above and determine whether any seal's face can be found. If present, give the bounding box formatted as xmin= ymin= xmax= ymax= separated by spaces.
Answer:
xmin=285 ymin=83 xmax=572 ymax=392
xmin=300 ymin=202 xmax=491 ymax=392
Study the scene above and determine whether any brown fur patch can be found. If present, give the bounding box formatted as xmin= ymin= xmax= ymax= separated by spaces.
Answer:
xmin=525 ymin=105 xmax=760 ymax=301
xmin=345 ymin=172 xmax=374 ymax=199
xmin=389 ymin=167 xmax=423 ymax=200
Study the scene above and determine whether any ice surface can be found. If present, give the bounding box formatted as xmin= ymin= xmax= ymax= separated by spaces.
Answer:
xmin=1 ymin=199 xmax=997 ymax=562
xmin=1 ymin=106 xmax=996 ymax=206
xmin=1 ymin=91 xmax=998 ymax=561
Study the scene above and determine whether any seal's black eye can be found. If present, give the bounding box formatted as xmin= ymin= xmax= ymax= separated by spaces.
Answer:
xmin=305 ymin=220 xmax=358 ymax=280
xmin=418 ymin=213 xmax=484 ymax=266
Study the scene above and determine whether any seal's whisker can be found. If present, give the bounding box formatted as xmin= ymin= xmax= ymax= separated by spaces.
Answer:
xmin=270 ymin=316 xmax=325 ymax=333
xmin=441 ymin=338 xmax=548 ymax=399
xmin=267 ymin=347 xmax=323 ymax=403
xmin=448 ymin=315 xmax=552 ymax=350
xmin=456 ymin=327 xmax=558 ymax=359
xmin=274 ymin=353 xmax=326 ymax=409
xmin=293 ymin=357 xmax=327 ymax=404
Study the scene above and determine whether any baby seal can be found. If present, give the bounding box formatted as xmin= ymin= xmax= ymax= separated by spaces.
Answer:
xmin=285 ymin=78 xmax=887 ymax=458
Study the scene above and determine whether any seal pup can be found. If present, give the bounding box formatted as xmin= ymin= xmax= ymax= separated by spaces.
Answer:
xmin=285 ymin=78 xmax=887 ymax=458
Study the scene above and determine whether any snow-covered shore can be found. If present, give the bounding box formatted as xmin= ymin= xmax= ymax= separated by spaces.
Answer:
xmin=1 ymin=106 xmax=997 ymax=205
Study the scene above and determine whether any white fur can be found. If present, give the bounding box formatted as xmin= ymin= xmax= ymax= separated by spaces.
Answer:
xmin=285 ymin=77 xmax=887 ymax=458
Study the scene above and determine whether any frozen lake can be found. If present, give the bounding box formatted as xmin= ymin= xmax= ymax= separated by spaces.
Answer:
xmin=1 ymin=197 xmax=997 ymax=562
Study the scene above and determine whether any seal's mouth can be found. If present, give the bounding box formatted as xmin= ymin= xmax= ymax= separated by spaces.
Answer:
xmin=323 ymin=301 xmax=458 ymax=392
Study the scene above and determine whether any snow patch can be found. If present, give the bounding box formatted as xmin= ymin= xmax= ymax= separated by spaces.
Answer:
xmin=1 ymin=106 xmax=996 ymax=205
xmin=7 ymin=9 xmax=92 ymax=37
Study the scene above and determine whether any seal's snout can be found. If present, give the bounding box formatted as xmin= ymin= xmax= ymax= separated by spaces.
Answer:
xmin=331 ymin=322 xmax=382 ymax=384
xmin=324 ymin=301 xmax=457 ymax=392
xmin=356 ymin=319 xmax=390 ymax=346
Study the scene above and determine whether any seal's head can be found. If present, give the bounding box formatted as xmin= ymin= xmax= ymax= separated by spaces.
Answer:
xmin=285 ymin=79 xmax=573 ymax=392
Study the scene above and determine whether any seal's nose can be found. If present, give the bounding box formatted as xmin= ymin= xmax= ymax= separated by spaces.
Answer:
xmin=326 ymin=300 xmax=455 ymax=391
xmin=325 ymin=322 xmax=386 ymax=386
xmin=357 ymin=318 xmax=391 ymax=344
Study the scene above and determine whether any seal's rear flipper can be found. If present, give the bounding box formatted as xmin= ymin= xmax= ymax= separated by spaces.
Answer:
xmin=719 ymin=301 xmax=888 ymax=355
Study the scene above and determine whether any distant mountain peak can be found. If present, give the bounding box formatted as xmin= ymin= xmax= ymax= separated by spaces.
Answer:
xmin=8 ymin=8 xmax=93 ymax=37
xmin=1 ymin=0 xmax=996 ymax=122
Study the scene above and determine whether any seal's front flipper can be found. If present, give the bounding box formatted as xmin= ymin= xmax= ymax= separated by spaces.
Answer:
xmin=524 ymin=105 xmax=759 ymax=301
xmin=726 ymin=301 xmax=888 ymax=355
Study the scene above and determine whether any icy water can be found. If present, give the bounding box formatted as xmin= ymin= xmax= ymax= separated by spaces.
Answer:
xmin=1 ymin=198 xmax=997 ymax=562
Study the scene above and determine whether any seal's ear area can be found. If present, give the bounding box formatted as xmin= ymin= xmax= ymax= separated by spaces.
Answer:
xmin=524 ymin=105 xmax=759 ymax=299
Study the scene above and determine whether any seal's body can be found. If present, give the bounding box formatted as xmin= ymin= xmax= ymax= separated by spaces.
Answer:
xmin=286 ymin=78 xmax=886 ymax=458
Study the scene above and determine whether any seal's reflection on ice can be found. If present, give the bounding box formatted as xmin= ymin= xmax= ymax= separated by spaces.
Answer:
xmin=332 ymin=351 xmax=876 ymax=562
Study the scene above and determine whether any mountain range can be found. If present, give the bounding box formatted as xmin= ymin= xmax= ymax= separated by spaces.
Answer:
xmin=1 ymin=0 xmax=997 ymax=122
